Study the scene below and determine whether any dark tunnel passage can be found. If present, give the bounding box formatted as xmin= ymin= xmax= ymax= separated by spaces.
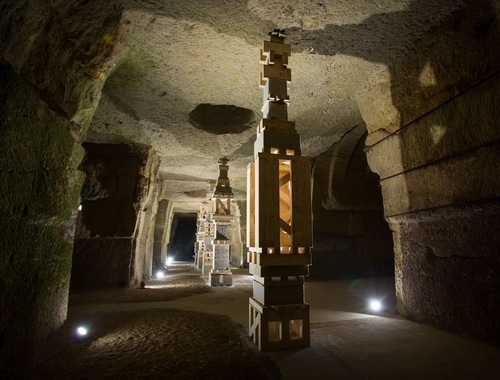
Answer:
xmin=169 ymin=213 xmax=197 ymax=262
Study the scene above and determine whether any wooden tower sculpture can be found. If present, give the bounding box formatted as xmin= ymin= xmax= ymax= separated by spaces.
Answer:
xmin=194 ymin=180 xmax=216 ymax=274
xmin=247 ymin=29 xmax=312 ymax=351
xmin=208 ymin=158 xmax=234 ymax=286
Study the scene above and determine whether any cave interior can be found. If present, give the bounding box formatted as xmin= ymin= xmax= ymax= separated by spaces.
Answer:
xmin=0 ymin=0 xmax=499 ymax=377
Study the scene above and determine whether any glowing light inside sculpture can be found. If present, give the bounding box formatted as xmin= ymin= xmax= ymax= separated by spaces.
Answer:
xmin=247 ymin=29 xmax=312 ymax=351
xmin=194 ymin=158 xmax=234 ymax=286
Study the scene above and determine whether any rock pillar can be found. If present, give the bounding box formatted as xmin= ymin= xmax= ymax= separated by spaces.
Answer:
xmin=0 ymin=64 xmax=85 ymax=377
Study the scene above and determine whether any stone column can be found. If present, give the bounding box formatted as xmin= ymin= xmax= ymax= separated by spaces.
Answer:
xmin=0 ymin=64 xmax=85 ymax=377
xmin=153 ymin=199 xmax=169 ymax=272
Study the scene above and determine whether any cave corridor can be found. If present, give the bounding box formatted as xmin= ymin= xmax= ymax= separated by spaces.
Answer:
xmin=1 ymin=0 xmax=499 ymax=378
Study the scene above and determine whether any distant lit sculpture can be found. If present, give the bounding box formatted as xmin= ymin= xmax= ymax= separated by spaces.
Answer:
xmin=208 ymin=158 xmax=234 ymax=286
xmin=194 ymin=180 xmax=216 ymax=274
xmin=247 ymin=29 xmax=313 ymax=350
xmin=195 ymin=159 xmax=234 ymax=284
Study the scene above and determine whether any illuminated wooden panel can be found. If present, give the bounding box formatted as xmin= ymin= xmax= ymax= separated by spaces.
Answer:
xmin=249 ymin=297 xmax=310 ymax=351
xmin=246 ymin=162 xmax=256 ymax=248
xmin=256 ymin=154 xmax=280 ymax=250
xmin=279 ymin=159 xmax=292 ymax=252
xmin=291 ymin=157 xmax=313 ymax=251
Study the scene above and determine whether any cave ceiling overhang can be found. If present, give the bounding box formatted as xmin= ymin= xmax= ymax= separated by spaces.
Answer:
xmin=84 ymin=0 xmax=474 ymax=212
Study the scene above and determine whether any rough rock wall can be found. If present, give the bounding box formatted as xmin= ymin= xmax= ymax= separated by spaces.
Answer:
xmin=0 ymin=64 xmax=85 ymax=377
xmin=72 ymin=142 xmax=160 ymax=289
xmin=0 ymin=1 xmax=125 ymax=374
xmin=160 ymin=200 xmax=176 ymax=266
xmin=358 ymin=0 xmax=500 ymax=147
xmin=130 ymin=152 xmax=162 ymax=285
xmin=131 ymin=156 xmax=162 ymax=285
xmin=229 ymin=202 xmax=244 ymax=267
xmin=365 ymin=2 xmax=500 ymax=342
xmin=0 ymin=0 xmax=125 ymax=127
xmin=371 ymin=75 xmax=500 ymax=343
xmin=312 ymin=126 xmax=394 ymax=278
xmin=153 ymin=199 xmax=171 ymax=271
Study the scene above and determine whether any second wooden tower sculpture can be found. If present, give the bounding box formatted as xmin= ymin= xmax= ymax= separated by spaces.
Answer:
xmin=247 ymin=29 xmax=312 ymax=351
xmin=209 ymin=158 xmax=233 ymax=286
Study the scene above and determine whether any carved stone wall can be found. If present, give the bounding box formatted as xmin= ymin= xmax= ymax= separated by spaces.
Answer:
xmin=0 ymin=2 xmax=125 ymax=376
xmin=312 ymin=125 xmax=394 ymax=278
xmin=71 ymin=142 xmax=160 ymax=289
xmin=368 ymin=75 xmax=500 ymax=343
xmin=153 ymin=199 xmax=172 ymax=271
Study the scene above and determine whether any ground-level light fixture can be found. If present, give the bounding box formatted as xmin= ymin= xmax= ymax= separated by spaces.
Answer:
xmin=166 ymin=257 xmax=173 ymax=266
xmin=72 ymin=325 xmax=90 ymax=343
xmin=368 ymin=299 xmax=383 ymax=312
xmin=76 ymin=326 xmax=88 ymax=337
xmin=156 ymin=270 xmax=165 ymax=278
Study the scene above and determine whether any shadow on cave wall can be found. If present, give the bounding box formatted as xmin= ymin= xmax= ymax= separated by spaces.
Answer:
xmin=290 ymin=0 xmax=499 ymax=292
xmin=284 ymin=0 xmax=500 ymax=343
xmin=311 ymin=125 xmax=394 ymax=279
xmin=111 ymin=0 xmax=500 ymax=170
xmin=284 ymin=0 xmax=499 ymax=154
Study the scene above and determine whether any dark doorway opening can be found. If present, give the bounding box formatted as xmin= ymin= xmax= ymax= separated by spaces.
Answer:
xmin=169 ymin=213 xmax=197 ymax=261
xmin=311 ymin=125 xmax=394 ymax=279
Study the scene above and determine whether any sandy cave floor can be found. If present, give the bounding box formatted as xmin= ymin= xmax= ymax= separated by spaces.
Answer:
xmin=31 ymin=265 xmax=275 ymax=380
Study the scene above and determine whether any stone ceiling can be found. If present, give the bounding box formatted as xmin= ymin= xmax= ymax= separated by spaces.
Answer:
xmin=85 ymin=0 xmax=472 ymax=212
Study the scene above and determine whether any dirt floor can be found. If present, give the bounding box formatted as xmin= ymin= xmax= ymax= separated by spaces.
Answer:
xmin=31 ymin=265 xmax=275 ymax=380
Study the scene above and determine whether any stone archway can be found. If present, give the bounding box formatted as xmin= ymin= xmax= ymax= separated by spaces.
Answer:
xmin=311 ymin=124 xmax=394 ymax=278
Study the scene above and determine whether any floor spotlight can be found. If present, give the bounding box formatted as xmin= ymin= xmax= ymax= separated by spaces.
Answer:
xmin=369 ymin=299 xmax=382 ymax=312
xmin=156 ymin=270 xmax=164 ymax=278
xmin=72 ymin=325 xmax=90 ymax=343
xmin=76 ymin=326 xmax=88 ymax=337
